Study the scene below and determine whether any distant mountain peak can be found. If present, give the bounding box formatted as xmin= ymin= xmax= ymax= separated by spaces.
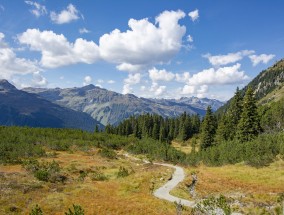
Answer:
xmin=0 ymin=79 xmax=17 ymax=91
xmin=80 ymin=84 xmax=96 ymax=91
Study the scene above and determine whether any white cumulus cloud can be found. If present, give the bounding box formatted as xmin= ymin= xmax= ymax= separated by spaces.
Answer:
xmin=99 ymin=10 xmax=186 ymax=72
xmin=83 ymin=75 xmax=92 ymax=86
xmin=50 ymin=4 xmax=80 ymax=24
xmin=124 ymin=73 xmax=141 ymax=85
xmin=150 ymin=82 xmax=167 ymax=97
xmin=122 ymin=73 xmax=141 ymax=94
xmin=17 ymin=10 xmax=188 ymax=71
xmin=25 ymin=1 xmax=47 ymax=17
xmin=122 ymin=84 xmax=132 ymax=94
xmin=187 ymin=63 xmax=249 ymax=86
xmin=188 ymin=9 xmax=199 ymax=22
xmin=249 ymin=54 xmax=275 ymax=66
xmin=18 ymin=29 xmax=100 ymax=68
xmin=204 ymin=50 xmax=255 ymax=66
xmin=116 ymin=63 xmax=145 ymax=73
xmin=32 ymin=71 xmax=48 ymax=87
xmin=148 ymin=67 xmax=175 ymax=82
xmin=187 ymin=35 xmax=193 ymax=42
xmin=175 ymin=72 xmax=190 ymax=83
xmin=181 ymin=84 xmax=208 ymax=97
xmin=181 ymin=85 xmax=195 ymax=94
xmin=0 ymin=32 xmax=40 ymax=80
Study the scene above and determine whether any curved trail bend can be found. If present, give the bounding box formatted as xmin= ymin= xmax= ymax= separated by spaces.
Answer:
xmin=124 ymin=153 xmax=243 ymax=214
xmin=153 ymin=163 xmax=195 ymax=207
xmin=123 ymin=153 xmax=195 ymax=207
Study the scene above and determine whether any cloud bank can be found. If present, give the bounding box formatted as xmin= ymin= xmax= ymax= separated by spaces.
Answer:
xmin=18 ymin=10 xmax=187 ymax=72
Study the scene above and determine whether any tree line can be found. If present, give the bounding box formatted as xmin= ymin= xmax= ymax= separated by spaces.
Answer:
xmin=104 ymin=112 xmax=201 ymax=142
xmin=109 ymin=86 xmax=284 ymax=167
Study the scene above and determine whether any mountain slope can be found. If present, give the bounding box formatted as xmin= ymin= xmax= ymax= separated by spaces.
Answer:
xmin=23 ymin=85 xmax=223 ymax=126
xmin=0 ymin=80 xmax=102 ymax=131
xmin=217 ymin=59 xmax=284 ymax=114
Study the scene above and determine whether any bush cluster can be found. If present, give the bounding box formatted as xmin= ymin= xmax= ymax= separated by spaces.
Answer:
xmin=186 ymin=132 xmax=284 ymax=167
xmin=23 ymin=159 xmax=66 ymax=183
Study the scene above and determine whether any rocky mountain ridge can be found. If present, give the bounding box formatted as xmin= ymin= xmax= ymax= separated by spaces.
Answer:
xmin=23 ymin=85 xmax=224 ymax=125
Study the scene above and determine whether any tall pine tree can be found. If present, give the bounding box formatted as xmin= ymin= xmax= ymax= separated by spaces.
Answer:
xmin=215 ymin=87 xmax=243 ymax=142
xmin=236 ymin=86 xmax=261 ymax=142
xmin=200 ymin=106 xmax=217 ymax=150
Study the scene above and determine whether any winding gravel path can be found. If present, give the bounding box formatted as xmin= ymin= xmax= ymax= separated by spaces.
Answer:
xmin=152 ymin=163 xmax=243 ymax=215
xmin=153 ymin=163 xmax=195 ymax=207
xmin=124 ymin=153 xmax=242 ymax=214
xmin=123 ymin=153 xmax=194 ymax=206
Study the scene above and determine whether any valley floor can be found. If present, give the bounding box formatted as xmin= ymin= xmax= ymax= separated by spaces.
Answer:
xmin=0 ymin=149 xmax=284 ymax=214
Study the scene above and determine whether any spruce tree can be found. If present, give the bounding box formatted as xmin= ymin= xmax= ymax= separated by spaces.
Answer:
xmin=200 ymin=106 xmax=217 ymax=150
xmin=179 ymin=123 xmax=187 ymax=141
xmin=215 ymin=88 xmax=243 ymax=142
xmin=214 ymin=115 xmax=229 ymax=143
xmin=184 ymin=114 xmax=192 ymax=140
xmin=226 ymin=87 xmax=243 ymax=140
xmin=192 ymin=114 xmax=201 ymax=134
xmin=152 ymin=121 xmax=159 ymax=140
xmin=236 ymin=86 xmax=261 ymax=142
xmin=168 ymin=119 xmax=175 ymax=141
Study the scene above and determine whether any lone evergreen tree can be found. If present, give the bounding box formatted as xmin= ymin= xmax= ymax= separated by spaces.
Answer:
xmin=200 ymin=106 xmax=217 ymax=150
xmin=236 ymin=86 xmax=261 ymax=142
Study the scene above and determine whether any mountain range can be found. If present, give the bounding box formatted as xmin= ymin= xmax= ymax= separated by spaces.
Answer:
xmin=23 ymin=85 xmax=224 ymax=126
xmin=0 ymin=80 xmax=102 ymax=131
xmin=2 ymin=58 xmax=283 ymax=130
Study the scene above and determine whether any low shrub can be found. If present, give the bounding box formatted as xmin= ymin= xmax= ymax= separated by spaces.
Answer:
xmin=117 ymin=166 xmax=129 ymax=178
xmin=65 ymin=204 xmax=84 ymax=215
xmin=98 ymin=148 xmax=116 ymax=159
xmin=29 ymin=204 xmax=43 ymax=215
xmin=90 ymin=171 xmax=108 ymax=181
xmin=193 ymin=195 xmax=231 ymax=215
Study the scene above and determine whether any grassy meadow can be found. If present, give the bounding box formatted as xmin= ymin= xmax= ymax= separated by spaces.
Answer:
xmin=0 ymin=148 xmax=177 ymax=214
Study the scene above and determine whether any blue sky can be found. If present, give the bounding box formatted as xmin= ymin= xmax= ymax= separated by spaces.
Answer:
xmin=0 ymin=0 xmax=283 ymax=101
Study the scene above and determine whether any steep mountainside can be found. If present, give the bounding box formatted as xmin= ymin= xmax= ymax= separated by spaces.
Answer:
xmin=23 ymin=85 xmax=223 ymax=126
xmin=217 ymin=59 xmax=284 ymax=114
xmin=0 ymin=80 xmax=102 ymax=131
